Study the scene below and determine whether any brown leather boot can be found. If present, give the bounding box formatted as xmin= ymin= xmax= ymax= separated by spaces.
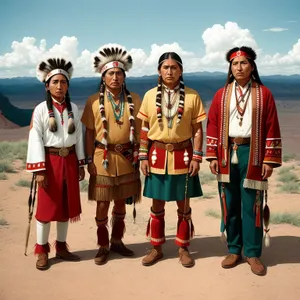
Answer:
xmin=94 ymin=247 xmax=109 ymax=265
xmin=110 ymin=241 xmax=134 ymax=257
xmin=142 ymin=246 xmax=163 ymax=266
xmin=246 ymin=257 xmax=266 ymax=276
xmin=56 ymin=249 xmax=80 ymax=261
xmin=178 ymin=247 xmax=195 ymax=268
xmin=221 ymin=254 xmax=242 ymax=269
xmin=36 ymin=253 xmax=49 ymax=270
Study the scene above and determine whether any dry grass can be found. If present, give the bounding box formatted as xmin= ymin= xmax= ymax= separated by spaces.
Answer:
xmin=0 ymin=218 xmax=9 ymax=226
xmin=0 ymin=172 xmax=8 ymax=180
xmin=271 ymin=213 xmax=300 ymax=227
xmin=15 ymin=179 xmax=31 ymax=188
xmin=283 ymin=153 xmax=297 ymax=162
xmin=205 ymin=209 xmax=221 ymax=219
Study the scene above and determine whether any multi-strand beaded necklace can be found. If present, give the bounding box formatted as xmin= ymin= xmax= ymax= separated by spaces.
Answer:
xmin=99 ymin=84 xmax=136 ymax=169
xmin=156 ymin=77 xmax=185 ymax=129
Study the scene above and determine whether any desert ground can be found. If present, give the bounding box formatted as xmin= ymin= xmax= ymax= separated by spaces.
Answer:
xmin=0 ymin=101 xmax=300 ymax=300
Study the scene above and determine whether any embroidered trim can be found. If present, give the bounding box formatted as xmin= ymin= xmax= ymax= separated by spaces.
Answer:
xmin=217 ymin=173 xmax=230 ymax=183
xmin=243 ymin=179 xmax=268 ymax=191
xmin=26 ymin=162 xmax=46 ymax=171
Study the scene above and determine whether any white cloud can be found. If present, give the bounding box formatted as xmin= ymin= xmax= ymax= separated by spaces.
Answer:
xmin=0 ymin=22 xmax=299 ymax=78
xmin=260 ymin=39 xmax=300 ymax=74
xmin=263 ymin=28 xmax=288 ymax=32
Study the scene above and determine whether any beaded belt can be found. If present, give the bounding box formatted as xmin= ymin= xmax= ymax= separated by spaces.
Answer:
xmin=153 ymin=139 xmax=192 ymax=152
xmin=229 ymin=137 xmax=251 ymax=145
xmin=45 ymin=145 xmax=75 ymax=157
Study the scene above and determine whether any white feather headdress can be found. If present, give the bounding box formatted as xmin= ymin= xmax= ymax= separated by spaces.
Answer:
xmin=94 ymin=44 xmax=133 ymax=74
xmin=36 ymin=58 xmax=74 ymax=83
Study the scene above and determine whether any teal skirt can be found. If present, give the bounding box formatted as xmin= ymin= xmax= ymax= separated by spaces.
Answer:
xmin=143 ymin=172 xmax=203 ymax=202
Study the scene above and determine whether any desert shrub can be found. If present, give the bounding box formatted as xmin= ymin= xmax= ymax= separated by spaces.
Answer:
xmin=0 ymin=218 xmax=8 ymax=226
xmin=278 ymin=165 xmax=295 ymax=175
xmin=0 ymin=140 xmax=28 ymax=163
xmin=202 ymin=192 xmax=218 ymax=199
xmin=277 ymin=171 xmax=298 ymax=183
xmin=278 ymin=182 xmax=300 ymax=194
xmin=205 ymin=209 xmax=221 ymax=219
xmin=15 ymin=179 xmax=32 ymax=188
xmin=0 ymin=160 xmax=15 ymax=173
xmin=201 ymin=172 xmax=216 ymax=185
xmin=283 ymin=153 xmax=296 ymax=162
xmin=270 ymin=213 xmax=300 ymax=227
xmin=0 ymin=172 xmax=8 ymax=180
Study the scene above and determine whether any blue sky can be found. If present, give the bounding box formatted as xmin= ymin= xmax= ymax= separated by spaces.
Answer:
xmin=0 ymin=0 xmax=299 ymax=77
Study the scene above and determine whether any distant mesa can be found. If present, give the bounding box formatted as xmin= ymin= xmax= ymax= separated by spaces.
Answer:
xmin=0 ymin=92 xmax=33 ymax=129
xmin=0 ymin=110 xmax=20 ymax=129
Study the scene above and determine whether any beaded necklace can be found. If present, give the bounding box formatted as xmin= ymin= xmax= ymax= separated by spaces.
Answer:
xmin=161 ymin=85 xmax=180 ymax=128
xmin=107 ymin=90 xmax=125 ymax=124
xmin=234 ymin=81 xmax=251 ymax=127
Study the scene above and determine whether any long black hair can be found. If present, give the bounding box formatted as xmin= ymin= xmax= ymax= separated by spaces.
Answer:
xmin=225 ymin=46 xmax=263 ymax=85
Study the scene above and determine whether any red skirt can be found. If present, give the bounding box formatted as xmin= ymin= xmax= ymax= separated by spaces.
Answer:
xmin=36 ymin=152 xmax=82 ymax=222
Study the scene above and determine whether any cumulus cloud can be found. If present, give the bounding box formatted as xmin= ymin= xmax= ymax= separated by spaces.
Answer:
xmin=260 ymin=39 xmax=300 ymax=74
xmin=0 ymin=22 xmax=299 ymax=78
xmin=263 ymin=28 xmax=288 ymax=32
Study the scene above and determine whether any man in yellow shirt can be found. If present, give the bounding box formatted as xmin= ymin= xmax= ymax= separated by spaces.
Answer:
xmin=81 ymin=44 xmax=141 ymax=265
xmin=137 ymin=52 xmax=206 ymax=267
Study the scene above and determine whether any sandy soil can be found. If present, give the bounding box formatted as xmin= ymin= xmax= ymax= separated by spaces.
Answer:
xmin=0 ymin=103 xmax=300 ymax=300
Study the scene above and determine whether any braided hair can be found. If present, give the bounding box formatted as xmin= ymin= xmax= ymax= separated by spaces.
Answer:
xmin=156 ymin=52 xmax=185 ymax=127
xmin=94 ymin=44 xmax=136 ymax=169
xmin=37 ymin=58 xmax=75 ymax=134
xmin=97 ymin=70 xmax=136 ymax=169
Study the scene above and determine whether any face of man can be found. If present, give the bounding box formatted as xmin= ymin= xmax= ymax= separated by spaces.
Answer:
xmin=159 ymin=58 xmax=182 ymax=89
xmin=231 ymin=56 xmax=254 ymax=87
xmin=46 ymin=74 xmax=68 ymax=102
xmin=103 ymin=67 xmax=125 ymax=93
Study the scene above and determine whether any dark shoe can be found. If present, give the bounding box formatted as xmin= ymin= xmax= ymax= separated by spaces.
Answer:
xmin=142 ymin=246 xmax=163 ymax=266
xmin=94 ymin=247 xmax=109 ymax=265
xmin=56 ymin=249 xmax=80 ymax=261
xmin=110 ymin=241 xmax=134 ymax=257
xmin=246 ymin=257 xmax=266 ymax=276
xmin=36 ymin=253 xmax=49 ymax=270
xmin=178 ymin=247 xmax=195 ymax=268
xmin=221 ymin=254 xmax=242 ymax=269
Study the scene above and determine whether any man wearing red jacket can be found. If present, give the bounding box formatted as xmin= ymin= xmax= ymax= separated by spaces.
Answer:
xmin=206 ymin=46 xmax=282 ymax=276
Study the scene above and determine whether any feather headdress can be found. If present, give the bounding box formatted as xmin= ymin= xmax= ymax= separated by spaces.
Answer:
xmin=36 ymin=57 xmax=75 ymax=134
xmin=36 ymin=58 xmax=74 ymax=82
xmin=94 ymin=44 xmax=133 ymax=74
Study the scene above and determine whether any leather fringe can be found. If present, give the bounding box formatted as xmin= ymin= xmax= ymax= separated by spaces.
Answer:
xmin=89 ymin=172 xmax=141 ymax=203
xmin=175 ymin=209 xmax=194 ymax=247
